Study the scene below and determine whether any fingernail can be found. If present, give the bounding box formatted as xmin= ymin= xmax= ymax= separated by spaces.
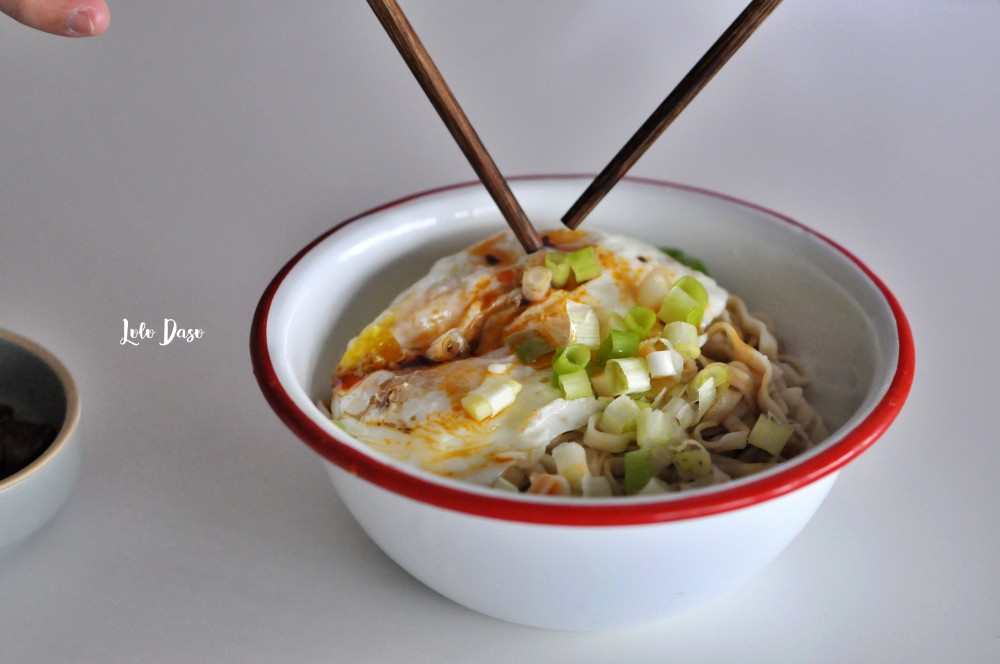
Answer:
xmin=67 ymin=10 xmax=95 ymax=36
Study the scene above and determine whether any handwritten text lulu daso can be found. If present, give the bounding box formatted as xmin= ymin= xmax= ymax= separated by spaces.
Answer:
xmin=120 ymin=319 xmax=205 ymax=346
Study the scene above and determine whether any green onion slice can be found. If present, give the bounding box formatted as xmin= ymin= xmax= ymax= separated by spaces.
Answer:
xmin=505 ymin=329 xmax=553 ymax=364
xmin=597 ymin=329 xmax=640 ymax=364
xmin=461 ymin=378 xmax=522 ymax=422
xmin=544 ymin=252 xmax=571 ymax=288
xmin=558 ymin=369 xmax=594 ymax=400
xmin=624 ymin=306 xmax=657 ymax=339
xmin=566 ymin=301 xmax=601 ymax=348
xmin=658 ymin=285 xmax=705 ymax=327
xmin=567 ymin=246 xmax=602 ymax=283
xmin=552 ymin=441 xmax=590 ymax=492
xmin=663 ymin=393 xmax=697 ymax=429
xmin=662 ymin=321 xmax=701 ymax=359
xmin=588 ymin=370 xmax=615 ymax=398
xmin=747 ymin=414 xmax=794 ymax=456
xmin=600 ymin=395 xmax=641 ymax=434
xmin=673 ymin=275 xmax=709 ymax=308
xmin=636 ymin=408 xmax=675 ymax=448
xmin=691 ymin=362 xmax=730 ymax=420
xmin=607 ymin=357 xmax=651 ymax=395
xmin=624 ymin=448 xmax=654 ymax=495
xmin=673 ymin=440 xmax=713 ymax=481
xmin=646 ymin=347 xmax=684 ymax=378
xmin=607 ymin=312 xmax=628 ymax=332
xmin=694 ymin=362 xmax=730 ymax=392
xmin=552 ymin=343 xmax=591 ymax=376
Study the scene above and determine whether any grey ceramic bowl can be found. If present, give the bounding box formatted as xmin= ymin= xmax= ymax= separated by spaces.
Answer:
xmin=0 ymin=329 xmax=81 ymax=549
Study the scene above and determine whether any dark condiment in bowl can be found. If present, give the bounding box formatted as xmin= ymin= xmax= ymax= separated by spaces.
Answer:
xmin=0 ymin=404 xmax=57 ymax=481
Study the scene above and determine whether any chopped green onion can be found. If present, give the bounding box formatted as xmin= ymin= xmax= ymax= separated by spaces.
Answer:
xmin=521 ymin=265 xmax=552 ymax=302
xmin=646 ymin=347 xmax=684 ymax=378
xmin=557 ymin=369 xmax=594 ymax=400
xmin=624 ymin=306 xmax=657 ymax=339
xmin=636 ymin=408 xmax=675 ymax=448
xmin=748 ymin=414 xmax=794 ymax=456
xmin=607 ymin=312 xmax=628 ymax=332
xmin=694 ymin=362 xmax=730 ymax=392
xmin=461 ymin=378 xmax=522 ymax=422
xmin=673 ymin=440 xmax=712 ymax=481
xmin=660 ymin=247 xmax=711 ymax=275
xmin=658 ymin=284 xmax=705 ymax=327
xmin=600 ymin=395 xmax=641 ymax=434
xmin=691 ymin=362 xmax=730 ymax=420
xmin=597 ymin=329 xmax=640 ymax=364
xmin=567 ymin=246 xmax=602 ymax=283
xmin=544 ymin=251 xmax=571 ymax=287
xmin=637 ymin=270 xmax=671 ymax=310
xmin=460 ymin=394 xmax=491 ymax=422
xmin=673 ymin=275 xmax=709 ymax=308
xmin=588 ymin=370 xmax=615 ymax=398
xmin=552 ymin=442 xmax=589 ymax=491
xmin=552 ymin=343 xmax=591 ymax=376
xmin=607 ymin=357 xmax=651 ymax=395
xmin=624 ymin=448 xmax=653 ymax=495
xmin=515 ymin=338 xmax=552 ymax=364
xmin=694 ymin=378 xmax=717 ymax=421
xmin=583 ymin=413 xmax=634 ymax=452
xmin=493 ymin=476 xmax=520 ymax=492
xmin=505 ymin=329 xmax=553 ymax=364
xmin=663 ymin=394 xmax=697 ymax=429
xmin=662 ymin=321 xmax=701 ymax=359
xmin=566 ymin=301 xmax=601 ymax=348
xmin=581 ymin=475 xmax=614 ymax=497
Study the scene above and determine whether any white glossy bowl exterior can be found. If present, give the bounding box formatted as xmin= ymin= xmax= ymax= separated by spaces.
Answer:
xmin=327 ymin=465 xmax=837 ymax=630
xmin=252 ymin=177 xmax=914 ymax=630
xmin=0 ymin=329 xmax=81 ymax=550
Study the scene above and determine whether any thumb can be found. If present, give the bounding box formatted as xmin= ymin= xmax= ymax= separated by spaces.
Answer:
xmin=0 ymin=0 xmax=110 ymax=37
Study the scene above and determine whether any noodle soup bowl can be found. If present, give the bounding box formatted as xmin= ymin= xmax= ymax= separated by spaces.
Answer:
xmin=251 ymin=176 xmax=914 ymax=630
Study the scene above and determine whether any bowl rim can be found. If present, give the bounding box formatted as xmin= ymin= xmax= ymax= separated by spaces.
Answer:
xmin=0 ymin=328 xmax=81 ymax=491
xmin=250 ymin=175 xmax=915 ymax=526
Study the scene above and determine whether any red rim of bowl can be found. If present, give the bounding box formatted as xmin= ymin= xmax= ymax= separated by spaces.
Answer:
xmin=250 ymin=176 xmax=915 ymax=527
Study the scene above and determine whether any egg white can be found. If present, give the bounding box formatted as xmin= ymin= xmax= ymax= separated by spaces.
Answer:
xmin=332 ymin=229 xmax=728 ymax=485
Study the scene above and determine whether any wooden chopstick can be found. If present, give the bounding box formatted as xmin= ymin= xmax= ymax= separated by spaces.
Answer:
xmin=562 ymin=0 xmax=784 ymax=229
xmin=367 ymin=0 xmax=543 ymax=253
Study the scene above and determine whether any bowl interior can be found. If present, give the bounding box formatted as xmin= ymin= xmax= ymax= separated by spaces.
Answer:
xmin=262 ymin=177 xmax=902 ymax=506
xmin=0 ymin=337 xmax=68 ymax=434
xmin=0 ymin=330 xmax=80 ymax=489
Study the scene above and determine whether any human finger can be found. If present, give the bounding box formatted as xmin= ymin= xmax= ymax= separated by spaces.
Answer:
xmin=0 ymin=0 xmax=110 ymax=37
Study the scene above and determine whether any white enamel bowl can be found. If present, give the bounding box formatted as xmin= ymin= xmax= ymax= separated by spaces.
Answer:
xmin=251 ymin=177 xmax=914 ymax=630
xmin=0 ymin=329 xmax=81 ymax=550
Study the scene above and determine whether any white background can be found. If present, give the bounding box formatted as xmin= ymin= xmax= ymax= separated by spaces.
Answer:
xmin=2 ymin=1 xmax=997 ymax=662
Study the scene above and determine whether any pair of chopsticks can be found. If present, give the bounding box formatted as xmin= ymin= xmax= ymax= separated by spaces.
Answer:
xmin=368 ymin=0 xmax=783 ymax=253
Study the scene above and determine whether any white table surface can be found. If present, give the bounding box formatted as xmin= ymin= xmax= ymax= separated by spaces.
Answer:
xmin=2 ymin=1 xmax=997 ymax=662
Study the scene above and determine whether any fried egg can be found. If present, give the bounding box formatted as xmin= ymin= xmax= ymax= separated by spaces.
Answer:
xmin=331 ymin=228 xmax=728 ymax=485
